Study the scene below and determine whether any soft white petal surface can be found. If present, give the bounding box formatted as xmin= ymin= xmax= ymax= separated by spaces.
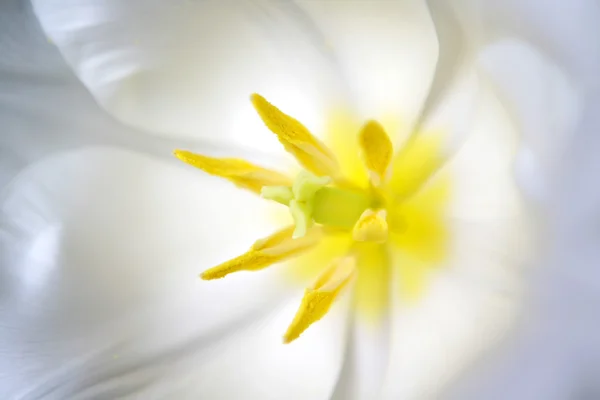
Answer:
xmin=417 ymin=1 xmax=471 ymax=135
xmin=423 ymin=1 xmax=600 ymax=398
xmin=428 ymin=0 xmax=599 ymax=205
xmin=382 ymin=67 xmax=527 ymax=399
xmin=128 ymin=295 xmax=350 ymax=400
xmin=32 ymin=0 xmax=347 ymax=153
xmin=297 ymin=0 xmax=438 ymax=137
xmin=477 ymin=40 xmax=581 ymax=205
xmin=0 ymin=0 xmax=92 ymax=187
xmin=429 ymin=0 xmax=600 ymax=84
xmin=1 ymin=1 xmax=249 ymax=187
xmin=331 ymin=302 xmax=391 ymax=400
xmin=0 ymin=147 xmax=349 ymax=398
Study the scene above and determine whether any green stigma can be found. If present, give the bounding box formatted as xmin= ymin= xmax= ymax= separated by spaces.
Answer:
xmin=262 ymin=171 xmax=371 ymax=238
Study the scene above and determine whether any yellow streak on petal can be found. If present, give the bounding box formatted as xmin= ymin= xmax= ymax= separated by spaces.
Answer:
xmin=286 ymin=232 xmax=354 ymax=283
xmin=326 ymin=110 xmax=368 ymax=188
xmin=388 ymin=176 xmax=450 ymax=300
xmin=354 ymin=242 xmax=390 ymax=322
xmin=388 ymin=176 xmax=449 ymax=262
xmin=392 ymin=252 xmax=430 ymax=302
xmin=353 ymin=209 xmax=389 ymax=243
xmin=174 ymin=150 xmax=291 ymax=195
xmin=250 ymin=94 xmax=340 ymax=178
xmin=283 ymin=256 xmax=356 ymax=344
xmin=201 ymin=226 xmax=322 ymax=280
xmin=387 ymin=133 xmax=445 ymax=201
xmin=358 ymin=121 xmax=393 ymax=186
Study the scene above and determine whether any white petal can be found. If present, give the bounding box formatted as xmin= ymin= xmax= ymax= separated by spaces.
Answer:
xmin=428 ymin=0 xmax=600 ymax=86
xmin=488 ymin=0 xmax=600 ymax=87
xmin=383 ymin=64 xmax=529 ymax=400
xmin=82 ymin=292 xmax=347 ymax=400
xmin=416 ymin=64 xmax=523 ymax=224
xmin=457 ymin=0 xmax=600 ymax=256
xmin=444 ymin=306 xmax=579 ymax=400
xmin=0 ymin=147 xmax=297 ymax=397
xmin=443 ymin=234 xmax=600 ymax=399
xmin=442 ymin=68 xmax=530 ymax=296
xmin=477 ymin=39 xmax=581 ymax=205
xmin=430 ymin=70 xmax=523 ymax=222
xmin=330 ymin=315 xmax=391 ymax=400
xmin=382 ymin=273 xmax=515 ymax=400
xmin=425 ymin=0 xmax=600 ymax=206
xmin=32 ymin=0 xmax=346 ymax=152
xmin=417 ymin=1 xmax=471 ymax=135
xmin=0 ymin=0 xmax=89 ymax=187
xmin=0 ymin=1 xmax=200 ymax=188
xmin=140 ymin=295 xmax=350 ymax=400
xmin=422 ymin=2 xmax=600 ymax=397
xmin=297 ymin=0 xmax=438 ymax=134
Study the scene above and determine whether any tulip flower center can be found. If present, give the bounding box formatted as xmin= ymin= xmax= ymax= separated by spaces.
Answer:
xmin=262 ymin=171 xmax=376 ymax=237
xmin=175 ymin=93 xmax=450 ymax=343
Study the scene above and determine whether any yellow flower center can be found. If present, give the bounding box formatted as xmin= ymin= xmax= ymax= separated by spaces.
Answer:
xmin=174 ymin=94 xmax=450 ymax=343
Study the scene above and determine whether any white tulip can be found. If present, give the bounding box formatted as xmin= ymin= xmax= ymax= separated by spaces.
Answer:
xmin=1 ymin=1 xmax=597 ymax=399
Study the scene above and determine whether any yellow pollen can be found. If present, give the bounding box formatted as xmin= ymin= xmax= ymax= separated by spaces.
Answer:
xmin=352 ymin=209 xmax=389 ymax=243
xmin=283 ymin=256 xmax=357 ymax=343
xmin=358 ymin=120 xmax=393 ymax=187
xmin=201 ymin=226 xmax=322 ymax=280
xmin=173 ymin=150 xmax=291 ymax=194
xmin=250 ymin=94 xmax=341 ymax=179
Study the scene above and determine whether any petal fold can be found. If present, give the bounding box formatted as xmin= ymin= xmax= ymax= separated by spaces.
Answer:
xmin=201 ymin=226 xmax=322 ymax=280
xmin=32 ymin=1 xmax=345 ymax=151
xmin=174 ymin=150 xmax=290 ymax=194
xmin=283 ymin=256 xmax=356 ymax=343
xmin=251 ymin=94 xmax=340 ymax=178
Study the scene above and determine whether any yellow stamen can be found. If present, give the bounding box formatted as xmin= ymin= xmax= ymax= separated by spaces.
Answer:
xmin=201 ymin=226 xmax=322 ymax=280
xmin=250 ymin=94 xmax=340 ymax=178
xmin=358 ymin=121 xmax=393 ymax=186
xmin=283 ymin=256 xmax=357 ymax=343
xmin=174 ymin=150 xmax=291 ymax=195
xmin=352 ymin=209 xmax=389 ymax=243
